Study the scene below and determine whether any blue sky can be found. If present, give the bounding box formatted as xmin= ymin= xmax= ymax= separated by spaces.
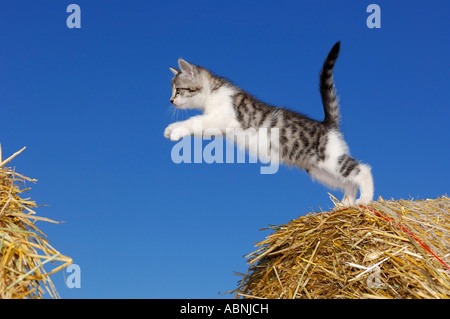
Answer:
xmin=0 ymin=1 xmax=448 ymax=298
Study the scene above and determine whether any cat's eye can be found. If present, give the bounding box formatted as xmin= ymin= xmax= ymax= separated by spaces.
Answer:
xmin=176 ymin=88 xmax=181 ymax=95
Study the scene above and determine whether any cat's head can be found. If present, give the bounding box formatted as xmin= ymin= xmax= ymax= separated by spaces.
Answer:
xmin=169 ymin=59 xmax=206 ymax=109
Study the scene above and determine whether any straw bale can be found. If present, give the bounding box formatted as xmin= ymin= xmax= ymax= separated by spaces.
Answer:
xmin=232 ymin=195 xmax=450 ymax=299
xmin=0 ymin=144 xmax=72 ymax=299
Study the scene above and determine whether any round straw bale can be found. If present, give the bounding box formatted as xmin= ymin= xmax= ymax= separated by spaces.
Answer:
xmin=0 ymin=145 xmax=72 ymax=299
xmin=232 ymin=196 xmax=450 ymax=299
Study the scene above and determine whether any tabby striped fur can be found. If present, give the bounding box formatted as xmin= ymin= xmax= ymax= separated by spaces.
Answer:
xmin=165 ymin=42 xmax=374 ymax=205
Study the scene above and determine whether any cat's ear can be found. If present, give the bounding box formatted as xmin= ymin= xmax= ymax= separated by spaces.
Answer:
xmin=178 ymin=59 xmax=197 ymax=79
xmin=169 ymin=67 xmax=180 ymax=75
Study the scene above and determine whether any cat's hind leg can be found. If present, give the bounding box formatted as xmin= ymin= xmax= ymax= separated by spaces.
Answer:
xmin=307 ymin=167 xmax=357 ymax=205
xmin=352 ymin=163 xmax=374 ymax=205
xmin=335 ymin=155 xmax=374 ymax=205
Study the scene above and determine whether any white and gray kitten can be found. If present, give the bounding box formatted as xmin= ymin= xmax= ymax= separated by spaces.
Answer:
xmin=164 ymin=42 xmax=374 ymax=205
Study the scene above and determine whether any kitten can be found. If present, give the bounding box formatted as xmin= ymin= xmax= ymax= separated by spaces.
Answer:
xmin=164 ymin=42 xmax=374 ymax=205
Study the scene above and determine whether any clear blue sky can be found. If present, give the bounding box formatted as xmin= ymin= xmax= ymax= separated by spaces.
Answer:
xmin=0 ymin=1 xmax=448 ymax=298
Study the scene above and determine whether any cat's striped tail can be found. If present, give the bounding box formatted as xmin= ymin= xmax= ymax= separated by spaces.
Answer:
xmin=320 ymin=41 xmax=341 ymax=128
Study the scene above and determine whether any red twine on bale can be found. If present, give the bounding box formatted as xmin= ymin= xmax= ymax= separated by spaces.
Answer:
xmin=358 ymin=205 xmax=450 ymax=271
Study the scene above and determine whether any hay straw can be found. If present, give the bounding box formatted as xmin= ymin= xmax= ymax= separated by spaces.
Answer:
xmin=0 ymin=145 xmax=72 ymax=299
xmin=230 ymin=195 xmax=450 ymax=299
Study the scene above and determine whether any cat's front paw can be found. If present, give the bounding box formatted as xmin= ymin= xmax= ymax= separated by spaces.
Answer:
xmin=164 ymin=123 xmax=189 ymax=141
xmin=169 ymin=126 xmax=190 ymax=141
xmin=164 ymin=123 xmax=180 ymax=139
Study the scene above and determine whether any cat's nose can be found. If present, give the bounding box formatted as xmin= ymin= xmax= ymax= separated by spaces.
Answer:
xmin=170 ymin=98 xmax=174 ymax=104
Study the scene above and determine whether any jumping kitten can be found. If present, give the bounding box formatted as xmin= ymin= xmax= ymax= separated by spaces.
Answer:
xmin=164 ymin=42 xmax=374 ymax=205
